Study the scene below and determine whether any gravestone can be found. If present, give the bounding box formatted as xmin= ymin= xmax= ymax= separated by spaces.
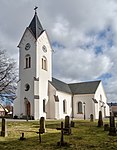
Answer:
xmin=90 ymin=114 xmax=94 ymax=122
xmin=104 ymin=124 xmax=109 ymax=131
xmin=97 ymin=111 xmax=103 ymax=127
xmin=1 ymin=118 xmax=7 ymax=137
xmin=36 ymin=117 xmax=45 ymax=143
xmin=39 ymin=117 xmax=45 ymax=134
xmin=64 ymin=116 xmax=71 ymax=135
xmin=71 ymin=121 xmax=75 ymax=127
xmin=109 ymin=114 xmax=116 ymax=136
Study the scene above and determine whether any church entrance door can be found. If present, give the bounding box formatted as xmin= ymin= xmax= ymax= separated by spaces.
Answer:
xmin=24 ymin=99 xmax=31 ymax=116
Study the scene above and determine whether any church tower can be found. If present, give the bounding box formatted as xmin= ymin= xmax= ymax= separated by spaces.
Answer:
xmin=14 ymin=8 xmax=52 ymax=120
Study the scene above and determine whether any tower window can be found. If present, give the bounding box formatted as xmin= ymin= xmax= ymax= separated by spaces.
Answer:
xmin=25 ymin=54 xmax=31 ymax=68
xmin=42 ymin=56 xmax=47 ymax=70
xmin=78 ymin=101 xmax=83 ymax=113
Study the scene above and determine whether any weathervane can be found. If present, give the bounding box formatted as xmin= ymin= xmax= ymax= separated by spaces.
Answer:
xmin=34 ymin=6 xmax=38 ymax=14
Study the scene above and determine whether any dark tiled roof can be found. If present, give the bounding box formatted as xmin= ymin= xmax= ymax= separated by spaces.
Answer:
xmin=107 ymin=103 xmax=117 ymax=106
xmin=28 ymin=12 xmax=44 ymax=39
xmin=50 ymin=78 xmax=72 ymax=94
xmin=50 ymin=78 xmax=101 ymax=95
xmin=68 ymin=81 xmax=101 ymax=94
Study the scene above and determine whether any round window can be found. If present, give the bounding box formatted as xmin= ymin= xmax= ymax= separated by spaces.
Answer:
xmin=25 ymin=84 xmax=30 ymax=91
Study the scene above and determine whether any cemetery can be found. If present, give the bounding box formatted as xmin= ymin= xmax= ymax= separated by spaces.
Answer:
xmin=0 ymin=115 xmax=117 ymax=150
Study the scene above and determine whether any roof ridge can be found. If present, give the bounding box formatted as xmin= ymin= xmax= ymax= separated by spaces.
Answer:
xmin=68 ymin=80 xmax=101 ymax=86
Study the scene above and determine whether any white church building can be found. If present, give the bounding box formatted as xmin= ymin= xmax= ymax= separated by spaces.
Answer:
xmin=14 ymin=10 xmax=109 ymax=120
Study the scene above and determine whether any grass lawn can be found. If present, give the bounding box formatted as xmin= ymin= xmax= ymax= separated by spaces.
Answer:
xmin=0 ymin=119 xmax=117 ymax=150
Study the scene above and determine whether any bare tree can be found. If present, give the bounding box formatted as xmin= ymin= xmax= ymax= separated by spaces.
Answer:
xmin=0 ymin=49 xmax=18 ymax=97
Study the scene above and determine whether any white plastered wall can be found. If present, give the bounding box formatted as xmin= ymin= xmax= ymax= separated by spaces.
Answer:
xmin=56 ymin=91 xmax=72 ymax=119
xmin=14 ymin=29 xmax=36 ymax=117
xmin=35 ymin=31 xmax=52 ymax=119
xmin=73 ymin=94 xmax=94 ymax=119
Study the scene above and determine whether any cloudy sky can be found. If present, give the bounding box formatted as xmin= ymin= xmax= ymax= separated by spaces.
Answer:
xmin=0 ymin=0 xmax=117 ymax=102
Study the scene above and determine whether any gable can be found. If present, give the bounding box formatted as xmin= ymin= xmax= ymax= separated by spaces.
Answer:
xmin=18 ymin=28 xmax=35 ymax=48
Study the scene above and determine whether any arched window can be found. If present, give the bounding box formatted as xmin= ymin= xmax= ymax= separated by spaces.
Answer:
xmin=43 ymin=99 xmax=46 ymax=112
xmin=42 ymin=56 xmax=47 ymax=70
xmin=25 ymin=54 xmax=31 ymax=68
xmin=78 ymin=101 xmax=83 ymax=113
xmin=100 ymin=94 xmax=102 ymax=101
xmin=63 ymin=100 xmax=66 ymax=113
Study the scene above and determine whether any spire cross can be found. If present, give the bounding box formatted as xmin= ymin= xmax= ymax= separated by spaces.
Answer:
xmin=34 ymin=6 xmax=38 ymax=14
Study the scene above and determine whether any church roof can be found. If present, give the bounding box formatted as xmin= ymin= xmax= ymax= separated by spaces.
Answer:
xmin=68 ymin=80 xmax=101 ymax=94
xmin=28 ymin=12 xmax=44 ymax=39
xmin=51 ymin=78 xmax=101 ymax=95
xmin=51 ymin=78 xmax=72 ymax=94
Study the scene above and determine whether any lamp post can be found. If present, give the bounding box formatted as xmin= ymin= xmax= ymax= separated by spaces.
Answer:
xmin=83 ymin=102 xmax=86 ymax=120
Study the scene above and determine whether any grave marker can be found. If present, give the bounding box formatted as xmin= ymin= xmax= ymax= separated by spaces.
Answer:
xmin=97 ymin=111 xmax=103 ymax=127
xmin=1 ymin=118 xmax=7 ymax=137
xmin=20 ymin=133 xmax=26 ymax=140
xmin=56 ymin=122 xmax=68 ymax=146
xmin=104 ymin=124 xmax=109 ymax=131
xmin=36 ymin=117 xmax=45 ymax=143
xmin=71 ymin=121 xmax=75 ymax=127
xmin=64 ymin=116 xmax=71 ymax=135
xmin=39 ymin=117 xmax=45 ymax=134
xmin=109 ymin=114 xmax=116 ymax=136
xmin=90 ymin=114 xmax=94 ymax=122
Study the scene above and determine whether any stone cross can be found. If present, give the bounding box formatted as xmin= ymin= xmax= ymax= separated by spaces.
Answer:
xmin=1 ymin=118 xmax=7 ymax=137
xmin=56 ymin=122 xmax=68 ymax=146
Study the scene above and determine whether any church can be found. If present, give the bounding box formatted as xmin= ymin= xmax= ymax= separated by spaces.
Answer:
xmin=14 ymin=9 xmax=109 ymax=120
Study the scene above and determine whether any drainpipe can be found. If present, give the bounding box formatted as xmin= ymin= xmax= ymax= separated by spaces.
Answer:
xmin=71 ymin=94 xmax=74 ymax=120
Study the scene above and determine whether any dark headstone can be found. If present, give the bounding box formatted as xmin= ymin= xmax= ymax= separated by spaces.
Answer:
xmin=36 ymin=117 xmax=45 ymax=143
xmin=104 ymin=124 xmax=109 ymax=131
xmin=1 ymin=118 xmax=7 ymax=137
xmin=109 ymin=115 xmax=116 ymax=136
xmin=65 ymin=116 xmax=70 ymax=128
xmin=97 ymin=111 xmax=103 ymax=127
xmin=90 ymin=114 xmax=94 ymax=122
xmin=64 ymin=116 xmax=71 ymax=135
xmin=39 ymin=117 xmax=45 ymax=134
xmin=71 ymin=121 xmax=75 ymax=127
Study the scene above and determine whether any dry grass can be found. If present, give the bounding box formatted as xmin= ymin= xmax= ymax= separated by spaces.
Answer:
xmin=0 ymin=119 xmax=117 ymax=150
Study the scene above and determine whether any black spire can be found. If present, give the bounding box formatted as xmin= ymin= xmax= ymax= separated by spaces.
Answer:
xmin=28 ymin=7 xmax=44 ymax=39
